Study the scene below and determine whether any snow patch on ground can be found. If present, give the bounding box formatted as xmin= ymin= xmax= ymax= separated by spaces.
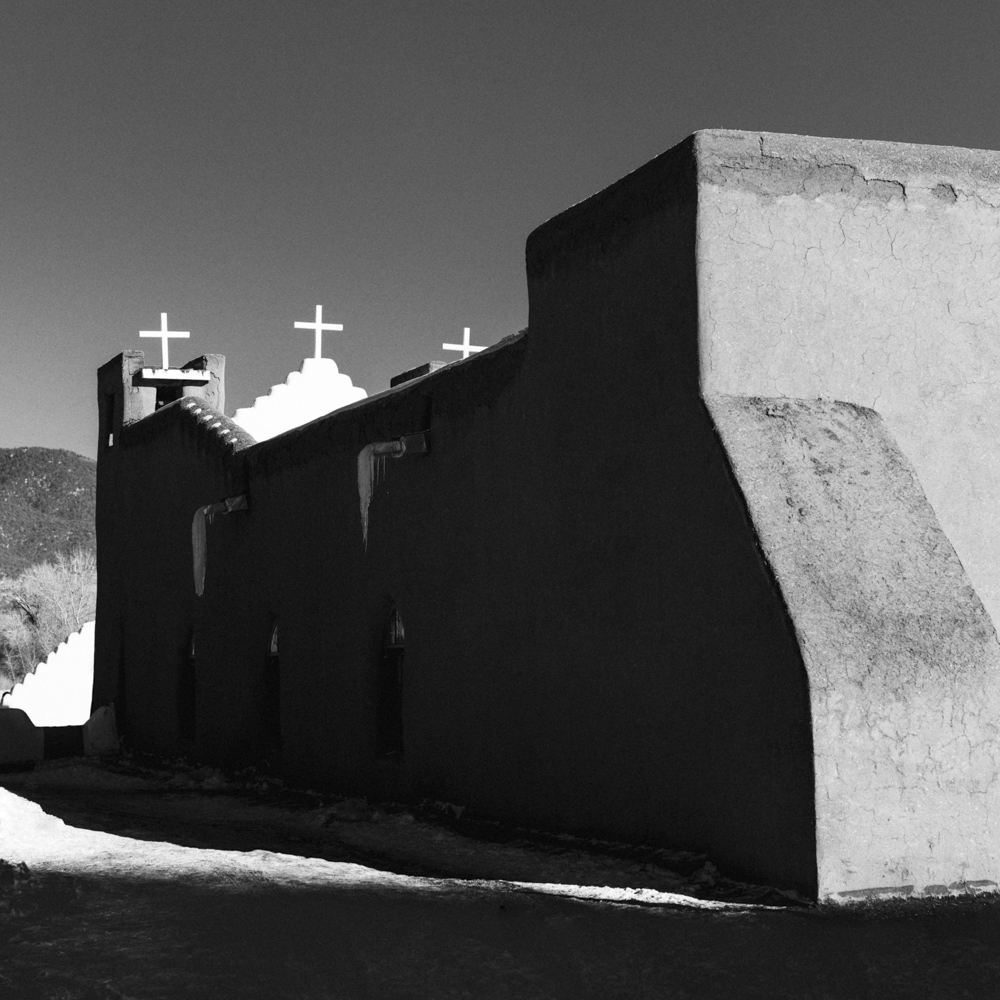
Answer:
xmin=0 ymin=758 xmax=800 ymax=907
xmin=2 ymin=759 xmax=999 ymax=998
xmin=0 ymin=770 xmax=754 ymax=908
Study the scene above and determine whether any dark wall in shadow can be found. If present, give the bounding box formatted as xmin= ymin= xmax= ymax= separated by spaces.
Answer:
xmin=92 ymin=136 xmax=817 ymax=895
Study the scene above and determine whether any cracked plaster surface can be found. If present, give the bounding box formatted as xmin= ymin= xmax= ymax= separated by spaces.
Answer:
xmin=696 ymin=131 xmax=1000 ymax=632
xmin=709 ymin=395 xmax=1000 ymax=899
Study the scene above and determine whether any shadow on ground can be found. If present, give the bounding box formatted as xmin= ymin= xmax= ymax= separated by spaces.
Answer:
xmin=1 ymin=757 xmax=998 ymax=999
xmin=3 ymin=862 xmax=1000 ymax=1000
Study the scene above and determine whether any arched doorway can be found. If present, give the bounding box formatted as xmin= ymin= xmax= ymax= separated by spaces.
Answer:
xmin=377 ymin=608 xmax=404 ymax=759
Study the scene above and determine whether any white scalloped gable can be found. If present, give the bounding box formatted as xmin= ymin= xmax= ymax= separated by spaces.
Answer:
xmin=232 ymin=357 xmax=367 ymax=443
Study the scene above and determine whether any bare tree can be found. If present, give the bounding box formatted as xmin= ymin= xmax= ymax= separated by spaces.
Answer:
xmin=0 ymin=548 xmax=96 ymax=687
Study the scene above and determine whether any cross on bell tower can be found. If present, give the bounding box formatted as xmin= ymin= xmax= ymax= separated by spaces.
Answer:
xmin=134 ymin=312 xmax=210 ymax=391
xmin=139 ymin=313 xmax=189 ymax=370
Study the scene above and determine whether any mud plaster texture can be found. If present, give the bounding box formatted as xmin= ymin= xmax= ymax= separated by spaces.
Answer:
xmin=709 ymin=396 xmax=1000 ymax=900
xmin=697 ymin=130 xmax=1000 ymax=632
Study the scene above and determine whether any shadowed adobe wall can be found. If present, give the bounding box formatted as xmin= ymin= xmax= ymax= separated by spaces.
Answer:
xmin=111 ymin=409 xmax=250 ymax=755
xmin=214 ymin=136 xmax=818 ymax=893
xmin=94 ymin=351 xmax=152 ymax=716
xmin=94 ymin=352 xmax=252 ymax=753
xmin=236 ymin=368 xmax=818 ymax=893
xmin=94 ymin=139 xmax=817 ymax=894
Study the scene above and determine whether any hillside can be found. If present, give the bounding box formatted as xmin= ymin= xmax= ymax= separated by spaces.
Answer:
xmin=0 ymin=448 xmax=96 ymax=576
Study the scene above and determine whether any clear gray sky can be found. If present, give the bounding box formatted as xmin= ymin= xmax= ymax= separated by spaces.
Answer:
xmin=2 ymin=0 xmax=998 ymax=459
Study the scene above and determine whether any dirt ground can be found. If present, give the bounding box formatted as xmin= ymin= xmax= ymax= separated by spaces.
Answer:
xmin=1 ymin=755 xmax=999 ymax=999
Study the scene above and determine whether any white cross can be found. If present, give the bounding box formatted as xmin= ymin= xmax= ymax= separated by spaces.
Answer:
xmin=294 ymin=304 xmax=343 ymax=359
xmin=443 ymin=327 xmax=485 ymax=360
xmin=140 ymin=313 xmax=190 ymax=370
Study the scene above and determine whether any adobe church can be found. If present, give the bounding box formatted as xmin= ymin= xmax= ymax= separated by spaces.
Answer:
xmin=93 ymin=130 xmax=1000 ymax=902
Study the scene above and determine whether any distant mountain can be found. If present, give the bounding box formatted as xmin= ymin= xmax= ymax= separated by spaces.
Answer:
xmin=0 ymin=448 xmax=96 ymax=577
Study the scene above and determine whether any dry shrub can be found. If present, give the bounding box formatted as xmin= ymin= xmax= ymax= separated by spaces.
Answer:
xmin=0 ymin=548 xmax=96 ymax=687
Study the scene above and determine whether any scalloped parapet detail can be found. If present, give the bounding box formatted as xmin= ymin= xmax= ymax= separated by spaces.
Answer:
xmin=231 ymin=357 xmax=368 ymax=443
xmin=120 ymin=398 xmax=258 ymax=457
xmin=178 ymin=398 xmax=259 ymax=451
xmin=2 ymin=621 xmax=95 ymax=726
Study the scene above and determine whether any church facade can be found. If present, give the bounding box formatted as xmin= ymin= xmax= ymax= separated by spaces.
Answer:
xmin=94 ymin=131 xmax=1000 ymax=901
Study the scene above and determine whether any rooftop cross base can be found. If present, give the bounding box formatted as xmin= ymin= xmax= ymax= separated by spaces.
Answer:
xmin=133 ymin=368 xmax=212 ymax=388
xmin=390 ymin=361 xmax=447 ymax=387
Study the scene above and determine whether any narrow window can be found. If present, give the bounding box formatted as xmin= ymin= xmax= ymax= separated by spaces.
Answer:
xmin=115 ymin=631 xmax=127 ymax=733
xmin=101 ymin=393 xmax=115 ymax=450
xmin=262 ymin=622 xmax=281 ymax=764
xmin=377 ymin=608 xmax=404 ymax=759
xmin=177 ymin=633 xmax=196 ymax=740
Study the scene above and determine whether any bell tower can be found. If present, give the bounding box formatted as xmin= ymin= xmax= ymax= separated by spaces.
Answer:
xmin=91 ymin=350 xmax=225 ymax=718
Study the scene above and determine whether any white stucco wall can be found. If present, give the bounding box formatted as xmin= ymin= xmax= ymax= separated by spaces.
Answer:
xmin=696 ymin=130 xmax=1000 ymax=631
xmin=709 ymin=396 xmax=1000 ymax=901
xmin=3 ymin=621 xmax=95 ymax=727
xmin=231 ymin=357 xmax=367 ymax=443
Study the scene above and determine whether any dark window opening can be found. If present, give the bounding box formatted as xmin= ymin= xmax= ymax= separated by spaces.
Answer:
xmin=115 ymin=634 xmax=127 ymax=735
xmin=262 ymin=623 xmax=281 ymax=763
xmin=101 ymin=393 xmax=115 ymax=450
xmin=155 ymin=385 xmax=184 ymax=410
xmin=178 ymin=633 xmax=196 ymax=741
xmin=377 ymin=608 xmax=404 ymax=760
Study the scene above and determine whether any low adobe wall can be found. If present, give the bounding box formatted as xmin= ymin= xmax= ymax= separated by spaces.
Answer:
xmin=0 ymin=705 xmax=118 ymax=766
